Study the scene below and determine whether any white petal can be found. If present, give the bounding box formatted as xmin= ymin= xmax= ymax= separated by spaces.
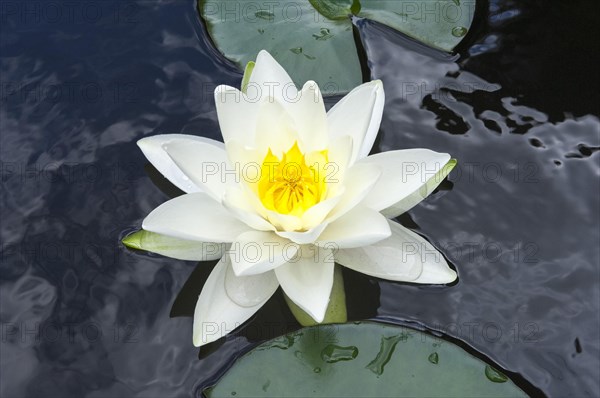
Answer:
xmin=222 ymin=186 xmax=275 ymax=231
xmin=255 ymin=96 xmax=297 ymax=156
xmin=316 ymin=206 xmax=391 ymax=249
xmin=401 ymin=226 xmax=457 ymax=284
xmin=163 ymin=138 xmax=235 ymax=201
xmin=327 ymin=80 xmax=384 ymax=163
xmin=142 ymin=193 xmax=250 ymax=242
xmin=248 ymin=50 xmax=298 ymax=104
xmin=275 ymin=223 xmax=328 ymax=245
xmin=326 ymin=135 xmax=354 ymax=192
xmin=334 ymin=221 xmax=423 ymax=281
xmin=229 ymin=231 xmax=297 ymax=276
xmin=335 ymin=221 xmax=456 ymax=284
xmin=412 ymin=259 xmax=457 ymax=284
xmin=326 ymin=163 xmax=381 ymax=222
xmin=214 ymin=85 xmax=259 ymax=146
xmin=265 ymin=210 xmax=304 ymax=232
xmin=290 ymin=81 xmax=328 ymax=151
xmin=224 ymin=261 xmax=280 ymax=307
xmin=193 ymin=256 xmax=277 ymax=346
xmin=381 ymin=159 xmax=457 ymax=218
xmin=224 ymin=139 xmax=262 ymax=171
xmin=274 ymin=248 xmax=335 ymax=323
xmin=300 ymin=188 xmax=344 ymax=230
xmin=123 ymin=230 xmax=226 ymax=261
xmin=359 ymin=149 xmax=451 ymax=212
xmin=137 ymin=134 xmax=224 ymax=193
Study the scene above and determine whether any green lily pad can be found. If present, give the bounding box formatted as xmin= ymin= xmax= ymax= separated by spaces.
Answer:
xmin=205 ymin=322 xmax=527 ymax=397
xmin=358 ymin=0 xmax=475 ymax=51
xmin=199 ymin=0 xmax=475 ymax=92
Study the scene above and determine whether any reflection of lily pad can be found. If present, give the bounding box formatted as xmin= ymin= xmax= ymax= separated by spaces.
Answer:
xmin=205 ymin=322 xmax=527 ymax=397
xmin=199 ymin=0 xmax=476 ymax=92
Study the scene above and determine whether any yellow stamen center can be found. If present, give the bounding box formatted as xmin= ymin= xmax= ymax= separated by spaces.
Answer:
xmin=258 ymin=142 xmax=327 ymax=216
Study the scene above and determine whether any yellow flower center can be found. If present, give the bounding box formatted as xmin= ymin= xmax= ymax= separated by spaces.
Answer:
xmin=258 ymin=142 xmax=327 ymax=216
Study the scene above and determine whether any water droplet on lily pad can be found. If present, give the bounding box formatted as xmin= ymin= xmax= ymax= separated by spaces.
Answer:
xmin=289 ymin=47 xmax=315 ymax=60
xmin=265 ymin=335 xmax=295 ymax=350
xmin=313 ymin=28 xmax=333 ymax=41
xmin=255 ymin=11 xmax=274 ymax=21
xmin=452 ymin=26 xmax=468 ymax=37
xmin=366 ymin=333 xmax=408 ymax=375
xmin=485 ymin=365 xmax=508 ymax=383
xmin=262 ymin=380 xmax=270 ymax=392
xmin=321 ymin=344 xmax=359 ymax=363
xmin=428 ymin=352 xmax=439 ymax=364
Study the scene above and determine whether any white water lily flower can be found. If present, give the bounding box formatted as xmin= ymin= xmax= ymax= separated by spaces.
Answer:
xmin=133 ymin=51 xmax=457 ymax=347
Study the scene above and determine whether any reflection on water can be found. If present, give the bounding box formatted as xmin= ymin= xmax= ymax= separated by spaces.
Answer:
xmin=1 ymin=0 xmax=598 ymax=397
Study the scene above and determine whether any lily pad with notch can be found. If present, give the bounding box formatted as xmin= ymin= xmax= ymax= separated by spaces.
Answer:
xmin=199 ymin=0 xmax=476 ymax=93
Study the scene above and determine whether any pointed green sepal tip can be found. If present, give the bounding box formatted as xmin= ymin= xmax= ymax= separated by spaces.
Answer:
xmin=241 ymin=61 xmax=255 ymax=94
xmin=122 ymin=230 xmax=144 ymax=250
xmin=424 ymin=157 xmax=457 ymax=188
xmin=120 ymin=230 xmax=225 ymax=261
xmin=446 ymin=158 xmax=458 ymax=172
xmin=284 ymin=264 xmax=347 ymax=327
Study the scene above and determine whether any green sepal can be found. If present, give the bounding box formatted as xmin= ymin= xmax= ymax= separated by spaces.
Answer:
xmin=241 ymin=61 xmax=255 ymax=94
xmin=122 ymin=230 xmax=146 ymax=250
xmin=122 ymin=229 xmax=225 ymax=261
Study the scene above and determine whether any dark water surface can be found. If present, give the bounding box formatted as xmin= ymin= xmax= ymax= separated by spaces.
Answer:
xmin=1 ymin=0 xmax=599 ymax=397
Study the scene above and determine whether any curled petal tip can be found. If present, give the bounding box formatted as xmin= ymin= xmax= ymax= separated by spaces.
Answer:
xmin=136 ymin=136 xmax=150 ymax=149
xmin=313 ymin=312 xmax=326 ymax=324
xmin=192 ymin=334 xmax=202 ymax=347
xmin=447 ymin=268 xmax=458 ymax=283
xmin=308 ymin=299 xmax=329 ymax=324
xmin=303 ymin=80 xmax=319 ymax=89
xmin=300 ymin=305 xmax=327 ymax=324
xmin=214 ymin=84 xmax=229 ymax=94
xmin=364 ymin=79 xmax=383 ymax=91
xmin=255 ymin=50 xmax=275 ymax=64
